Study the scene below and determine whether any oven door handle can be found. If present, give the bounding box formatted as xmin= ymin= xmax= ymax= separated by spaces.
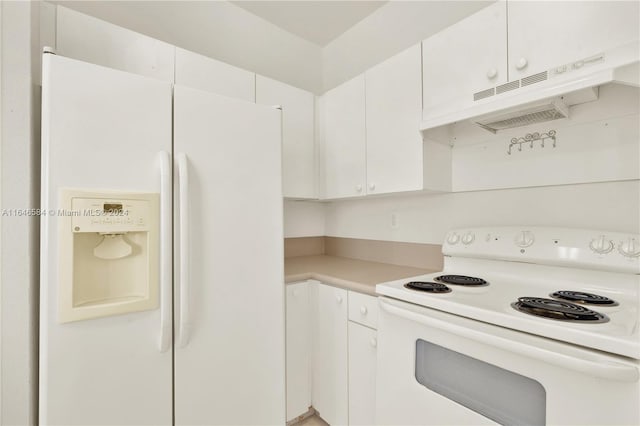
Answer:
xmin=380 ymin=299 xmax=639 ymax=382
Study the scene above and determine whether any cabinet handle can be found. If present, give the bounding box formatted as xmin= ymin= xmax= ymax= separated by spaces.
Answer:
xmin=355 ymin=184 xmax=363 ymax=193
xmin=368 ymin=183 xmax=376 ymax=191
xmin=336 ymin=294 xmax=343 ymax=304
xmin=486 ymin=68 xmax=498 ymax=79
xmin=360 ymin=306 xmax=368 ymax=315
xmin=370 ymin=338 xmax=377 ymax=348
xmin=515 ymin=57 xmax=528 ymax=70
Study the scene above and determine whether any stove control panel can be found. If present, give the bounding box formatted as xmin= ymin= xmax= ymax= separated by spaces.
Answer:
xmin=618 ymin=237 xmax=640 ymax=258
xmin=443 ymin=227 xmax=640 ymax=274
xmin=589 ymin=235 xmax=614 ymax=254
xmin=514 ymin=231 xmax=535 ymax=248
xmin=446 ymin=232 xmax=460 ymax=245
xmin=461 ymin=232 xmax=475 ymax=245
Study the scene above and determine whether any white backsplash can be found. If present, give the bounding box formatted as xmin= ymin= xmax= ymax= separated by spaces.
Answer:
xmin=283 ymin=180 xmax=640 ymax=243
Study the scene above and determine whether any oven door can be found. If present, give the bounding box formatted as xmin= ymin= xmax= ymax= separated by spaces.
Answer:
xmin=376 ymin=297 xmax=639 ymax=426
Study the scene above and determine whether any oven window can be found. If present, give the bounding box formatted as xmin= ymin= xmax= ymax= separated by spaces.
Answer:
xmin=415 ymin=339 xmax=546 ymax=425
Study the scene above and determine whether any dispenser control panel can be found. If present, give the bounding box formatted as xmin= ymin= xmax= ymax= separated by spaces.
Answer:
xmin=58 ymin=189 xmax=159 ymax=323
xmin=71 ymin=197 xmax=151 ymax=233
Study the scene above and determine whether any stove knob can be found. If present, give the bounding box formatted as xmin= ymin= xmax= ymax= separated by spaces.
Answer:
xmin=514 ymin=231 xmax=535 ymax=248
xmin=446 ymin=232 xmax=460 ymax=245
xmin=589 ymin=235 xmax=614 ymax=254
xmin=618 ymin=237 xmax=640 ymax=258
xmin=461 ymin=232 xmax=475 ymax=245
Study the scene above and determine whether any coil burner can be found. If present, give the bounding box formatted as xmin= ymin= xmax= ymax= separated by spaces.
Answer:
xmin=435 ymin=275 xmax=488 ymax=286
xmin=404 ymin=282 xmax=452 ymax=293
xmin=511 ymin=297 xmax=608 ymax=323
xmin=550 ymin=291 xmax=618 ymax=306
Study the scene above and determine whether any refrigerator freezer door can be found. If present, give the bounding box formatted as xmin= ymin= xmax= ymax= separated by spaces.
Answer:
xmin=40 ymin=54 xmax=173 ymax=425
xmin=173 ymin=85 xmax=286 ymax=425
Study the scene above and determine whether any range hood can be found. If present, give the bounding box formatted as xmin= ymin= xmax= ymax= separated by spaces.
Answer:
xmin=421 ymin=41 xmax=640 ymax=134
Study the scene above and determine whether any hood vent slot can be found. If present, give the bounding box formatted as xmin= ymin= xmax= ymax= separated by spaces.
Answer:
xmin=473 ymin=87 xmax=495 ymax=101
xmin=474 ymin=71 xmax=555 ymax=101
xmin=522 ymin=71 xmax=549 ymax=87
xmin=496 ymin=81 xmax=520 ymax=94
xmin=475 ymin=99 xmax=569 ymax=133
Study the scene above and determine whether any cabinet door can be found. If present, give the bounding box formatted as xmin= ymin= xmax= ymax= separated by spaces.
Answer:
xmin=256 ymin=75 xmax=317 ymax=199
xmin=348 ymin=322 xmax=377 ymax=426
xmin=286 ymin=282 xmax=312 ymax=421
xmin=508 ymin=1 xmax=640 ymax=78
xmin=173 ymin=86 xmax=285 ymax=425
xmin=366 ymin=44 xmax=423 ymax=195
xmin=321 ymin=75 xmax=367 ymax=199
xmin=422 ymin=1 xmax=507 ymax=114
xmin=175 ymin=47 xmax=255 ymax=101
xmin=312 ymin=284 xmax=349 ymax=425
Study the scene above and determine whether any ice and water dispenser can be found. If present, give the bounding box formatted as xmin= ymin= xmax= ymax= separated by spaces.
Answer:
xmin=58 ymin=189 xmax=159 ymax=323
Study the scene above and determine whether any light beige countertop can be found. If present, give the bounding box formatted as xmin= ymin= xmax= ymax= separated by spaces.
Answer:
xmin=285 ymin=255 xmax=436 ymax=296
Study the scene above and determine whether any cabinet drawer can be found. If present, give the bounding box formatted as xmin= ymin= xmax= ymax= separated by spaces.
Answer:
xmin=348 ymin=291 xmax=378 ymax=329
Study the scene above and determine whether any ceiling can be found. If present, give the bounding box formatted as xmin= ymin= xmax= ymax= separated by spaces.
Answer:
xmin=231 ymin=1 xmax=387 ymax=46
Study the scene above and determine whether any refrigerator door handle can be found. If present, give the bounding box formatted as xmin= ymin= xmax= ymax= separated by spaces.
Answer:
xmin=177 ymin=153 xmax=191 ymax=348
xmin=158 ymin=151 xmax=172 ymax=352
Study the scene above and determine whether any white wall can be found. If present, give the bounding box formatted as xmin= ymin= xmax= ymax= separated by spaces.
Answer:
xmin=283 ymin=201 xmax=326 ymax=238
xmin=325 ymin=181 xmax=640 ymax=244
xmin=50 ymin=0 xmax=323 ymax=93
xmin=0 ymin=1 xmax=52 ymax=423
xmin=322 ymin=0 xmax=493 ymax=90
xmin=56 ymin=6 xmax=176 ymax=83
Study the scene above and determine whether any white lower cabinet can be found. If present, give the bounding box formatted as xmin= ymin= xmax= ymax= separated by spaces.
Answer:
xmin=348 ymin=322 xmax=377 ymax=426
xmin=286 ymin=282 xmax=312 ymax=422
xmin=312 ymin=283 xmax=349 ymax=425
xmin=286 ymin=282 xmax=378 ymax=425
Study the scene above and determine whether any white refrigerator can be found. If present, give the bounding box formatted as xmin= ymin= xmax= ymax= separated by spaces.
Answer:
xmin=40 ymin=53 xmax=285 ymax=425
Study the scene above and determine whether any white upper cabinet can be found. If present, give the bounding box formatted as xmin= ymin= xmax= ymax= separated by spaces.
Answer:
xmin=366 ymin=44 xmax=424 ymax=195
xmin=175 ymin=48 xmax=255 ymax=102
xmin=422 ymin=1 xmax=507 ymax=113
xmin=56 ymin=6 xmax=175 ymax=82
xmin=508 ymin=1 xmax=640 ymax=79
xmin=321 ymin=44 xmax=448 ymax=199
xmin=423 ymin=1 xmax=640 ymax=112
xmin=256 ymin=76 xmax=317 ymax=199
xmin=321 ymin=75 xmax=367 ymax=199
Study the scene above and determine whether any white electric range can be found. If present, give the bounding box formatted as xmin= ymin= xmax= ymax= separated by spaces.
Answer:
xmin=375 ymin=227 xmax=640 ymax=426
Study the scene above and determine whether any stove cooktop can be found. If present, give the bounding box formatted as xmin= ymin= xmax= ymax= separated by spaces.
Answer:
xmin=403 ymin=279 xmax=619 ymax=323
xmin=378 ymin=267 xmax=639 ymax=359
xmin=378 ymin=227 xmax=640 ymax=359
